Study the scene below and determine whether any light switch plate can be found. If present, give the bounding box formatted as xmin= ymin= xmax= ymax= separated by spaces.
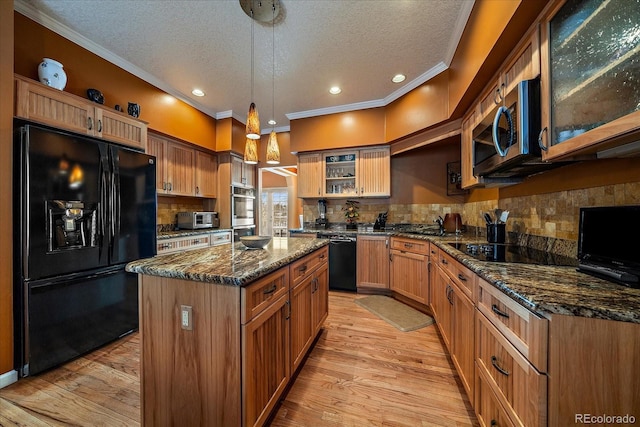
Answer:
xmin=180 ymin=305 xmax=193 ymax=330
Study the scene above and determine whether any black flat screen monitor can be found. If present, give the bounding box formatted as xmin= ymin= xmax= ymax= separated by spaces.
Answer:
xmin=578 ymin=205 xmax=640 ymax=272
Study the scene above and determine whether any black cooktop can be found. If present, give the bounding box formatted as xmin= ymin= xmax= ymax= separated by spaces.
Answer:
xmin=448 ymin=243 xmax=578 ymax=267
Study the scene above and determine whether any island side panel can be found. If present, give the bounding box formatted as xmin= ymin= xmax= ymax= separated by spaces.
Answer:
xmin=140 ymin=275 xmax=241 ymax=427
xmin=548 ymin=315 xmax=640 ymax=425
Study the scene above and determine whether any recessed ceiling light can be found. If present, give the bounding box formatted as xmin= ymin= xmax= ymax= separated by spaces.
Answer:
xmin=329 ymin=86 xmax=342 ymax=95
xmin=268 ymin=119 xmax=277 ymax=125
xmin=392 ymin=74 xmax=406 ymax=83
xmin=191 ymin=89 xmax=205 ymax=97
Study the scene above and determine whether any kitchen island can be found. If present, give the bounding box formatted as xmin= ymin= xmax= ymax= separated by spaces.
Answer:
xmin=126 ymin=237 xmax=329 ymax=427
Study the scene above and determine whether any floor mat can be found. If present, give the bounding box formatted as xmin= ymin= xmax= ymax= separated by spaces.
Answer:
xmin=354 ymin=295 xmax=434 ymax=332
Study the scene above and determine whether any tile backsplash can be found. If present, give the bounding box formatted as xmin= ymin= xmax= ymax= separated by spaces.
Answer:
xmin=302 ymin=181 xmax=640 ymax=244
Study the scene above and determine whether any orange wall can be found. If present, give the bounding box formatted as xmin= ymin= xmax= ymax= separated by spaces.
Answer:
xmin=259 ymin=131 xmax=297 ymax=166
xmin=14 ymin=13 xmax=217 ymax=150
xmin=262 ymin=171 xmax=288 ymax=188
xmin=385 ymin=71 xmax=450 ymax=141
xmin=1 ymin=0 xmax=14 ymax=377
xmin=389 ymin=138 xmax=464 ymax=205
xmin=290 ymin=108 xmax=386 ymax=153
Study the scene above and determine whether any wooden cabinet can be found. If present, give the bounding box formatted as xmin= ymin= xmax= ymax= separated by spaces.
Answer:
xmin=195 ymin=150 xmax=218 ymax=197
xmin=389 ymin=237 xmax=429 ymax=305
xmin=356 ymin=235 xmax=390 ymax=290
xmin=297 ymin=146 xmax=390 ymax=199
xmin=475 ymin=371 xmax=516 ymax=427
xmin=231 ymin=153 xmax=256 ymax=187
xmin=289 ymin=247 xmax=328 ymax=374
xmin=358 ymin=147 xmax=391 ymax=197
xmin=460 ymin=109 xmax=479 ymax=189
xmin=539 ymin=0 xmax=640 ymax=161
xmin=148 ymin=133 xmax=216 ymax=197
xmin=241 ymin=269 xmax=291 ymax=427
xmin=297 ymin=153 xmax=323 ymax=198
xmin=157 ymin=234 xmax=211 ymax=254
xmin=14 ymin=75 xmax=147 ymax=150
xmin=431 ymin=248 xmax=475 ymax=398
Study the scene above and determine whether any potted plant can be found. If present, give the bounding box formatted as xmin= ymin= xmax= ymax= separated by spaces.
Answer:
xmin=342 ymin=200 xmax=359 ymax=229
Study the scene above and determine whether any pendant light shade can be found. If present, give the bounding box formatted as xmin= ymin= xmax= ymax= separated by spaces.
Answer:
xmin=266 ymin=130 xmax=280 ymax=164
xmin=244 ymin=137 xmax=258 ymax=164
xmin=246 ymin=102 xmax=260 ymax=140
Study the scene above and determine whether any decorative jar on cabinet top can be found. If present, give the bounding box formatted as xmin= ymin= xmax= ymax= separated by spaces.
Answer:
xmin=38 ymin=58 xmax=67 ymax=90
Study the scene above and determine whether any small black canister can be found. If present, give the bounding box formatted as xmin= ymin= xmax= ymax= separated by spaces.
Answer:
xmin=487 ymin=223 xmax=506 ymax=243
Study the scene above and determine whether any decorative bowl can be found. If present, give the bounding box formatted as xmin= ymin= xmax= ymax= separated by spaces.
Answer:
xmin=240 ymin=236 xmax=272 ymax=249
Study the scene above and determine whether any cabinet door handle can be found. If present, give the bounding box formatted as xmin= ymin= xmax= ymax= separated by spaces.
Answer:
xmin=404 ymin=243 xmax=413 ymax=248
xmin=263 ymin=284 xmax=277 ymax=295
xmin=299 ymin=265 xmax=307 ymax=273
xmin=97 ymin=119 xmax=102 ymax=133
xmin=441 ymin=258 xmax=448 ymax=265
xmin=491 ymin=304 xmax=510 ymax=319
xmin=193 ymin=239 xmax=200 ymax=244
xmin=162 ymin=182 xmax=167 ymax=190
xmin=87 ymin=117 xmax=93 ymax=130
xmin=385 ymin=239 xmax=388 ymax=248
xmin=360 ymin=187 xmax=363 ymax=194
xmin=538 ymin=127 xmax=548 ymax=152
xmin=168 ymin=183 xmax=173 ymax=191
xmin=195 ymin=186 xmax=200 ymax=194
xmin=490 ymin=421 xmax=498 ymax=427
xmin=491 ymin=356 xmax=510 ymax=376
xmin=285 ymin=299 xmax=291 ymax=320
xmin=457 ymin=273 xmax=467 ymax=282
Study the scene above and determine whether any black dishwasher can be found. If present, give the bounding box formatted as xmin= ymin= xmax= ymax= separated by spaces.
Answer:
xmin=319 ymin=233 xmax=357 ymax=292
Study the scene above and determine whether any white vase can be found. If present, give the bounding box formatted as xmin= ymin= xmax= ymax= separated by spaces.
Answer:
xmin=38 ymin=58 xmax=67 ymax=90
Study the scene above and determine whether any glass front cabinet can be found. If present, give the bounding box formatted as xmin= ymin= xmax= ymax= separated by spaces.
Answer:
xmin=540 ymin=0 xmax=640 ymax=160
xmin=324 ymin=152 xmax=358 ymax=197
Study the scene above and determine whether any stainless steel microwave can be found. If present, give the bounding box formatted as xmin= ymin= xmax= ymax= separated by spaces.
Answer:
xmin=177 ymin=211 xmax=219 ymax=229
xmin=472 ymin=78 xmax=556 ymax=179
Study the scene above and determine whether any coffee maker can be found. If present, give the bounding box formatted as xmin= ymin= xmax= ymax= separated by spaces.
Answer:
xmin=315 ymin=198 xmax=328 ymax=229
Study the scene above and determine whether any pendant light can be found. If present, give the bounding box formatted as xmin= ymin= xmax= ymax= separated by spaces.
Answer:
xmin=245 ymin=2 xmax=260 ymax=144
xmin=244 ymin=137 xmax=258 ymax=164
xmin=266 ymin=1 xmax=280 ymax=165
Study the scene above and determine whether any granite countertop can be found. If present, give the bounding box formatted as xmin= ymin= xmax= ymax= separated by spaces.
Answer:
xmin=294 ymin=228 xmax=640 ymax=323
xmin=403 ymin=233 xmax=640 ymax=324
xmin=157 ymin=228 xmax=233 ymax=240
xmin=126 ymin=237 xmax=329 ymax=286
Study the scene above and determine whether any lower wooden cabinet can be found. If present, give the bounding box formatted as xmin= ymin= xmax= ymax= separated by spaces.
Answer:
xmin=389 ymin=237 xmax=429 ymax=304
xmin=475 ymin=369 xmax=516 ymax=427
xmin=242 ymin=292 xmax=291 ymax=427
xmin=356 ymin=235 xmax=390 ymax=290
xmin=290 ymin=251 xmax=328 ymax=373
xmin=476 ymin=310 xmax=547 ymax=427
xmin=431 ymin=256 xmax=475 ymax=398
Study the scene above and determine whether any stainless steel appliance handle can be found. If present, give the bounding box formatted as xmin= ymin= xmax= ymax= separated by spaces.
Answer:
xmin=492 ymin=105 xmax=513 ymax=158
xmin=538 ymin=127 xmax=548 ymax=152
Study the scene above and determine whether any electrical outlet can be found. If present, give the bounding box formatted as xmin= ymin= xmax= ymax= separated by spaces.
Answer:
xmin=180 ymin=305 xmax=193 ymax=330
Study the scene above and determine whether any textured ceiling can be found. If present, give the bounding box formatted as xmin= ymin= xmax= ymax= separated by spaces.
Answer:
xmin=16 ymin=0 xmax=474 ymax=132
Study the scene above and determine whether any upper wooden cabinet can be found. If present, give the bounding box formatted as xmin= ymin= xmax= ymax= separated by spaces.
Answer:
xmin=297 ymin=153 xmax=323 ymax=198
xmin=147 ymin=133 xmax=217 ymax=198
xmin=231 ymin=154 xmax=256 ymax=188
xmin=297 ymin=146 xmax=390 ymax=199
xmin=539 ymin=0 xmax=640 ymax=161
xmin=195 ymin=150 xmax=218 ymax=198
xmin=460 ymin=109 xmax=479 ymax=189
xmin=14 ymin=75 xmax=147 ymax=150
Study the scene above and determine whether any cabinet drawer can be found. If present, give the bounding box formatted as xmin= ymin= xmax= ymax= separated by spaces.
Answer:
xmin=241 ymin=267 xmax=290 ymax=323
xmin=475 ymin=366 xmax=516 ymax=427
xmin=157 ymin=235 xmax=211 ymax=254
xmin=290 ymin=246 xmax=328 ymax=286
xmin=390 ymin=237 xmax=429 ymax=255
xmin=438 ymin=250 xmax=476 ymax=299
xmin=210 ymin=231 xmax=231 ymax=246
xmin=476 ymin=279 xmax=548 ymax=372
xmin=476 ymin=311 xmax=547 ymax=427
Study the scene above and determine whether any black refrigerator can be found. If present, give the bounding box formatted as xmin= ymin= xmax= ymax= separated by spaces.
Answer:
xmin=13 ymin=123 xmax=156 ymax=376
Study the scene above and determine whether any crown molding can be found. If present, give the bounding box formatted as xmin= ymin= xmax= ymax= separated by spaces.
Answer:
xmin=14 ymin=0 xmax=220 ymax=119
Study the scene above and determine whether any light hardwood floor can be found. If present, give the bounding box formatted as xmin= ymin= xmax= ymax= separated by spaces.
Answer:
xmin=0 ymin=292 xmax=477 ymax=426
